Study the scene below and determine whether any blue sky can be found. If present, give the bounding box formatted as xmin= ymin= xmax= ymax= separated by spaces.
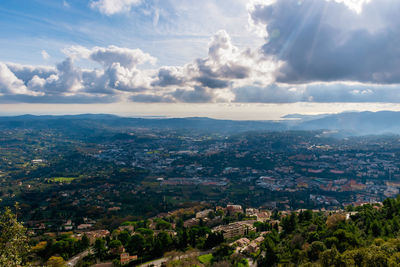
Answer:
xmin=1 ymin=0 xmax=400 ymax=119
xmin=0 ymin=0 xmax=254 ymax=66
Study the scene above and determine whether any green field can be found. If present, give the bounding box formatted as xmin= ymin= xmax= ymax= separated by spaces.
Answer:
xmin=48 ymin=177 xmax=77 ymax=183
xmin=198 ymin=254 xmax=213 ymax=265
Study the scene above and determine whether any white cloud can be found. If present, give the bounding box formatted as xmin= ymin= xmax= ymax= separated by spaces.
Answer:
xmin=17 ymin=45 xmax=157 ymax=99
xmin=41 ymin=50 xmax=50 ymax=60
xmin=90 ymin=0 xmax=142 ymax=15
xmin=152 ymin=30 xmax=277 ymax=90
xmin=331 ymin=0 xmax=372 ymax=14
xmin=246 ymin=0 xmax=276 ymax=38
xmin=0 ymin=63 xmax=31 ymax=95
xmin=62 ymin=46 xmax=92 ymax=59
xmin=6 ymin=62 xmax=55 ymax=82
xmin=89 ymin=45 xmax=156 ymax=68
xmin=3 ymin=6 xmax=400 ymax=107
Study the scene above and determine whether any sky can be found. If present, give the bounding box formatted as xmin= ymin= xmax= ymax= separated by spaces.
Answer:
xmin=1 ymin=0 xmax=400 ymax=120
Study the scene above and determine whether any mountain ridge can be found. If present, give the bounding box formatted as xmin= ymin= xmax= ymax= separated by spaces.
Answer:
xmin=1 ymin=111 xmax=400 ymax=135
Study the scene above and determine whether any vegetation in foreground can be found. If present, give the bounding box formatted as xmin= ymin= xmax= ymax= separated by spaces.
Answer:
xmin=5 ymin=197 xmax=400 ymax=266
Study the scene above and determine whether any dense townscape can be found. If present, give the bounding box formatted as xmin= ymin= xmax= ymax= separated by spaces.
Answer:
xmin=2 ymin=115 xmax=400 ymax=266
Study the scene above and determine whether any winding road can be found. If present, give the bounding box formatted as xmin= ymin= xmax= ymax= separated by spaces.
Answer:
xmin=66 ymin=248 xmax=93 ymax=266
xmin=139 ymin=249 xmax=213 ymax=267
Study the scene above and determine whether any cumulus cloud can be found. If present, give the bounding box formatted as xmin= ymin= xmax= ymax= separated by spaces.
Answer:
xmin=172 ymin=86 xmax=215 ymax=103
xmin=28 ymin=45 xmax=156 ymax=98
xmin=0 ymin=63 xmax=30 ymax=95
xmin=27 ymin=57 xmax=82 ymax=94
xmin=5 ymin=1 xmax=400 ymax=106
xmin=0 ymin=44 xmax=161 ymax=103
xmin=89 ymin=46 xmax=156 ymax=68
xmin=6 ymin=63 xmax=55 ymax=82
xmin=249 ymin=0 xmax=400 ymax=84
xmin=90 ymin=0 xmax=142 ymax=15
xmin=152 ymin=66 xmax=185 ymax=87
xmin=331 ymin=0 xmax=371 ymax=14
xmin=152 ymin=30 xmax=277 ymax=92
xmin=1 ymin=30 xmax=259 ymax=104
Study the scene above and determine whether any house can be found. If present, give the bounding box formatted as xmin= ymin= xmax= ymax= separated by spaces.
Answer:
xmin=235 ymin=237 xmax=250 ymax=248
xmin=226 ymin=205 xmax=243 ymax=214
xmin=84 ymin=230 xmax=110 ymax=244
xmin=254 ymin=236 xmax=265 ymax=244
xmin=77 ymin=224 xmax=92 ymax=230
xmin=244 ymin=242 xmax=258 ymax=254
xmin=245 ymin=208 xmax=258 ymax=217
xmin=63 ymin=220 xmax=73 ymax=231
xmin=119 ymin=225 xmax=135 ymax=232
xmin=120 ymin=253 xmax=137 ymax=265
xmin=196 ymin=209 xmax=213 ymax=219
xmin=184 ymin=218 xmax=199 ymax=228
xmin=108 ymin=207 xmax=121 ymax=212
xmin=256 ymin=211 xmax=270 ymax=222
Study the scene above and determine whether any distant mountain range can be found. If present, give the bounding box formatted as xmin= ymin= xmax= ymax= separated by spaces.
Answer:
xmin=1 ymin=111 xmax=400 ymax=136
xmin=288 ymin=111 xmax=400 ymax=135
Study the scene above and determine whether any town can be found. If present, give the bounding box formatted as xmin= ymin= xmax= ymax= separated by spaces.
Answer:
xmin=1 ymin=121 xmax=400 ymax=265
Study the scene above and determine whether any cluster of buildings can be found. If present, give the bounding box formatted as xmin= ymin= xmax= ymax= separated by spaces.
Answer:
xmin=160 ymin=177 xmax=228 ymax=186
xmin=212 ymin=221 xmax=256 ymax=239
xmin=105 ymin=132 xmax=400 ymax=209
xmin=232 ymin=235 xmax=266 ymax=254
xmin=6 ymin=130 xmax=400 ymax=234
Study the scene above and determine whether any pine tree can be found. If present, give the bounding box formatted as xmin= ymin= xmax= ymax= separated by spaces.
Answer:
xmin=0 ymin=206 xmax=30 ymax=266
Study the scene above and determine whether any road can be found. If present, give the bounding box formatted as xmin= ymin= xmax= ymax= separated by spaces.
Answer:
xmin=247 ymin=258 xmax=257 ymax=267
xmin=66 ymin=248 xmax=92 ymax=266
xmin=139 ymin=249 xmax=213 ymax=267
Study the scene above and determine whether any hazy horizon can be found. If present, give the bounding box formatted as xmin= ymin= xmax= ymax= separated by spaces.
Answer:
xmin=3 ymin=102 xmax=400 ymax=121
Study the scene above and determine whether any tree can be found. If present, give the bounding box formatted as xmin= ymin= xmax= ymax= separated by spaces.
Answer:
xmin=0 ymin=207 xmax=30 ymax=266
xmin=308 ymin=241 xmax=326 ymax=261
xmin=112 ymin=258 xmax=121 ymax=267
xmin=371 ymin=220 xmax=381 ymax=237
xmin=177 ymin=228 xmax=188 ymax=250
xmin=46 ymin=256 xmax=66 ymax=267
xmin=208 ymin=211 xmax=216 ymax=219
xmin=326 ymin=213 xmax=346 ymax=229
xmin=156 ymin=219 xmax=172 ymax=230
xmin=153 ymin=232 xmax=173 ymax=257
xmin=259 ymin=237 xmax=279 ymax=266
xmin=204 ymin=232 xmax=224 ymax=249
xmin=118 ymin=231 xmax=130 ymax=246
xmin=320 ymin=246 xmax=340 ymax=267
xmin=109 ymin=239 xmax=123 ymax=249
xmin=271 ymin=209 xmax=280 ymax=220
xmin=212 ymin=243 xmax=234 ymax=263
xmin=79 ymin=234 xmax=90 ymax=250
xmin=127 ymin=234 xmax=145 ymax=256
xmin=94 ymin=238 xmax=107 ymax=261
xmin=299 ymin=210 xmax=313 ymax=223
xmin=281 ymin=213 xmax=297 ymax=235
